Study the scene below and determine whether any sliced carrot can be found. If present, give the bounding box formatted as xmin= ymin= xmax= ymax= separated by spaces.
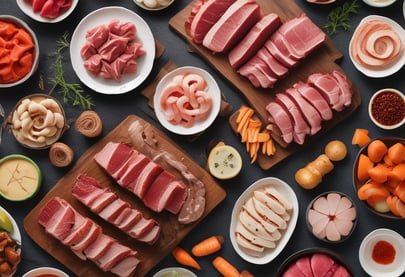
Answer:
xmin=357 ymin=181 xmax=390 ymax=201
xmin=352 ymin=128 xmax=371 ymax=147
xmin=172 ymin=247 xmax=201 ymax=270
xmin=390 ymin=163 xmax=405 ymax=181
xmin=367 ymin=139 xmax=388 ymax=163
xmin=236 ymin=105 xmax=250 ymax=123
xmin=357 ymin=154 xmax=374 ymax=181
xmin=212 ymin=256 xmax=240 ymax=277
xmin=394 ymin=181 xmax=405 ymax=202
xmin=387 ymin=143 xmax=405 ymax=164
xmin=191 ymin=235 xmax=224 ymax=257
xmin=368 ymin=163 xmax=391 ymax=183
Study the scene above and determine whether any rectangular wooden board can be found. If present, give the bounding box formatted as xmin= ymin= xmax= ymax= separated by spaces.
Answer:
xmin=24 ymin=115 xmax=226 ymax=277
xmin=169 ymin=0 xmax=361 ymax=170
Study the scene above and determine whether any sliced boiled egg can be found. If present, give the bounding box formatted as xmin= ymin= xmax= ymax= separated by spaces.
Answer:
xmin=208 ymin=142 xmax=242 ymax=180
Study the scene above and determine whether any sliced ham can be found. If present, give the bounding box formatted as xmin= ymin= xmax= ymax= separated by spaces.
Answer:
xmin=229 ymin=13 xmax=281 ymax=69
xmin=264 ymin=39 xmax=297 ymax=68
xmin=38 ymin=197 xmax=140 ymax=277
xmin=202 ymin=0 xmax=261 ymax=53
xmin=294 ymin=81 xmax=333 ymax=121
xmin=266 ymin=102 xmax=294 ymax=144
xmin=331 ymin=70 xmax=352 ymax=109
xmin=238 ymin=55 xmax=278 ymax=88
xmin=73 ymin=174 xmax=161 ymax=244
xmin=256 ymin=47 xmax=288 ymax=78
xmin=275 ymin=92 xmax=310 ymax=145
xmin=188 ymin=0 xmax=237 ymax=44
xmin=307 ymin=73 xmax=344 ymax=111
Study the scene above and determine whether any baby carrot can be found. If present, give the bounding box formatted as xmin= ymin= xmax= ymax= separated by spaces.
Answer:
xmin=191 ymin=235 xmax=224 ymax=257
xmin=172 ymin=246 xmax=201 ymax=270
xmin=212 ymin=256 xmax=240 ymax=277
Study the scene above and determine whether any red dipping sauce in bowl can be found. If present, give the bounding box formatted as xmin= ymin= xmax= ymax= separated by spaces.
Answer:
xmin=369 ymin=88 xmax=405 ymax=129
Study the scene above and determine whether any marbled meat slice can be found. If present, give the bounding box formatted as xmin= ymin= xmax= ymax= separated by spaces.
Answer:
xmin=266 ymin=102 xmax=294 ymax=144
xmin=94 ymin=142 xmax=133 ymax=175
xmin=202 ymin=0 xmax=261 ymax=53
xmin=229 ymin=13 xmax=281 ymax=69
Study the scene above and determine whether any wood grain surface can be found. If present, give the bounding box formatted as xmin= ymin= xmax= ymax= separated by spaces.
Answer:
xmin=169 ymin=0 xmax=361 ymax=170
xmin=24 ymin=115 xmax=226 ymax=277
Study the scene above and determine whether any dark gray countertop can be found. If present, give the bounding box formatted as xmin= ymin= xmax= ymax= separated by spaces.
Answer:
xmin=1 ymin=0 xmax=405 ymax=276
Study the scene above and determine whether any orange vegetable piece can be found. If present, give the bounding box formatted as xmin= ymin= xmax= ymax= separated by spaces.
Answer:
xmin=368 ymin=163 xmax=391 ymax=183
xmin=390 ymin=163 xmax=405 ymax=181
xmin=394 ymin=182 xmax=405 ymax=202
xmin=367 ymin=139 xmax=388 ymax=163
xmin=212 ymin=256 xmax=240 ymax=277
xmin=172 ymin=247 xmax=201 ymax=270
xmin=191 ymin=235 xmax=224 ymax=257
xmin=357 ymin=154 xmax=374 ymax=181
xmin=358 ymin=181 xmax=390 ymax=201
xmin=387 ymin=143 xmax=405 ymax=164
xmin=352 ymin=128 xmax=371 ymax=147
xmin=240 ymin=270 xmax=255 ymax=277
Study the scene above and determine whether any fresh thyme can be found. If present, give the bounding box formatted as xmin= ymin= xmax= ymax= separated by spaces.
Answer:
xmin=49 ymin=32 xmax=94 ymax=110
xmin=323 ymin=0 xmax=359 ymax=36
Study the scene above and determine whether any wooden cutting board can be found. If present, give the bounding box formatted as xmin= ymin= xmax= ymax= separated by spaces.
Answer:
xmin=24 ymin=115 xmax=226 ymax=277
xmin=169 ymin=0 xmax=361 ymax=170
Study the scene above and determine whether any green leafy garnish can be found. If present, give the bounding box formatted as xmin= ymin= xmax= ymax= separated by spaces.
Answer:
xmin=323 ymin=0 xmax=359 ymax=35
xmin=49 ymin=32 xmax=94 ymax=110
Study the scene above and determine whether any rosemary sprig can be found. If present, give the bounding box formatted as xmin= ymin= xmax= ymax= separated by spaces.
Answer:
xmin=49 ymin=32 xmax=94 ymax=110
xmin=323 ymin=0 xmax=359 ymax=36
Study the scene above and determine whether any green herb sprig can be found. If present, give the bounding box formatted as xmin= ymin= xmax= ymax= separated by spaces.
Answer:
xmin=49 ymin=32 xmax=94 ymax=110
xmin=323 ymin=0 xmax=359 ymax=36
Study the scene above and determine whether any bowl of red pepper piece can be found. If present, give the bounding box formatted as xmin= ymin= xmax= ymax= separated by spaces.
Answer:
xmin=368 ymin=88 xmax=405 ymax=130
xmin=0 ymin=15 xmax=39 ymax=88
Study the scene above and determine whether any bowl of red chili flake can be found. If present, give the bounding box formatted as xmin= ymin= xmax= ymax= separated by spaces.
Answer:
xmin=369 ymin=88 xmax=405 ymax=130
xmin=359 ymin=228 xmax=405 ymax=277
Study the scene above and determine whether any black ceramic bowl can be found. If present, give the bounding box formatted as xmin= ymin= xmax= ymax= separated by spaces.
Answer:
xmin=353 ymin=137 xmax=405 ymax=219
xmin=276 ymin=248 xmax=354 ymax=277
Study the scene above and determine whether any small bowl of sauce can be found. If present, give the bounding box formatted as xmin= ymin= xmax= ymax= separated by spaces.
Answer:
xmin=368 ymin=88 xmax=405 ymax=130
xmin=359 ymin=228 xmax=405 ymax=277
xmin=22 ymin=267 xmax=69 ymax=277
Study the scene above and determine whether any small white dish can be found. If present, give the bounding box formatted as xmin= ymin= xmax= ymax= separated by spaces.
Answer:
xmin=23 ymin=267 xmax=69 ymax=277
xmin=70 ymin=6 xmax=155 ymax=95
xmin=133 ymin=0 xmax=175 ymax=11
xmin=0 ymin=15 xmax=39 ymax=88
xmin=362 ymin=0 xmax=396 ymax=7
xmin=16 ymin=0 xmax=79 ymax=23
xmin=229 ymin=177 xmax=298 ymax=264
xmin=349 ymin=15 xmax=405 ymax=78
xmin=0 ymin=206 xmax=21 ymax=277
xmin=359 ymin=228 xmax=405 ymax=277
xmin=154 ymin=66 xmax=221 ymax=135
xmin=153 ymin=267 xmax=197 ymax=277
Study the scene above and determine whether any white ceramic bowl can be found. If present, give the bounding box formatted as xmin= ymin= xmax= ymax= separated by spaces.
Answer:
xmin=153 ymin=267 xmax=197 ymax=277
xmin=0 ymin=15 xmax=39 ymax=88
xmin=362 ymin=0 xmax=396 ymax=7
xmin=16 ymin=0 xmax=78 ymax=23
xmin=368 ymin=88 xmax=405 ymax=130
xmin=359 ymin=228 xmax=405 ymax=277
xmin=133 ymin=0 xmax=175 ymax=11
xmin=23 ymin=267 xmax=69 ymax=277
xmin=70 ymin=6 xmax=155 ymax=94
xmin=154 ymin=66 xmax=221 ymax=136
xmin=229 ymin=177 xmax=298 ymax=264
xmin=349 ymin=15 xmax=405 ymax=78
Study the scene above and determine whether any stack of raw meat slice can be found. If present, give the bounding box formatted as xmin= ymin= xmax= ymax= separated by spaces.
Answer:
xmin=38 ymin=197 xmax=140 ymax=277
xmin=186 ymin=0 xmax=326 ymax=88
xmin=94 ymin=142 xmax=188 ymax=215
xmin=266 ymin=71 xmax=352 ymax=145
xmin=72 ymin=174 xmax=161 ymax=245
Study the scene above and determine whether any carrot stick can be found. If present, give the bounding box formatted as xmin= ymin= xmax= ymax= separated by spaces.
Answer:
xmin=212 ymin=256 xmax=240 ymax=277
xmin=241 ymin=270 xmax=255 ymax=277
xmin=191 ymin=235 xmax=224 ymax=257
xmin=172 ymin=247 xmax=201 ymax=270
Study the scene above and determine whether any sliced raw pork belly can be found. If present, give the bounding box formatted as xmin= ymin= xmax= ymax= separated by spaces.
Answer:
xmin=95 ymin=142 xmax=188 ymax=216
xmin=73 ymin=174 xmax=161 ymax=244
xmin=229 ymin=13 xmax=281 ymax=69
xmin=188 ymin=0 xmax=237 ymax=44
xmin=38 ymin=197 xmax=140 ymax=277
xmin=266 ymin=102 xmax=294 ymax=144
xmin=202 ymin=0 xmax=261 ymax=53
xmin=238 ymin=55 xmax=278 ymax=88
xmin=256 ymin=47 xmax=289 ymax=78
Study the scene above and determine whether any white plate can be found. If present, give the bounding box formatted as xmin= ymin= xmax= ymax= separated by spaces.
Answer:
xmin=349 ymin=15 xmax=405 ymax=78
xmin=0 ymin=206 xmax=21 ymax=277
xmin=16 ymin=0 xmax=79 ymax=23
xmin=153 ymin=66 xmax=221 ymax=135
xmin=229 ymin=177 xmax=299 ymax=264
xmin=362 ymin=0 xmax=396 ymax=7
xmin=70 ymin=6 xmax=155 ymax=94
xmin=359 ymin=228 xmax=405 ymax=277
